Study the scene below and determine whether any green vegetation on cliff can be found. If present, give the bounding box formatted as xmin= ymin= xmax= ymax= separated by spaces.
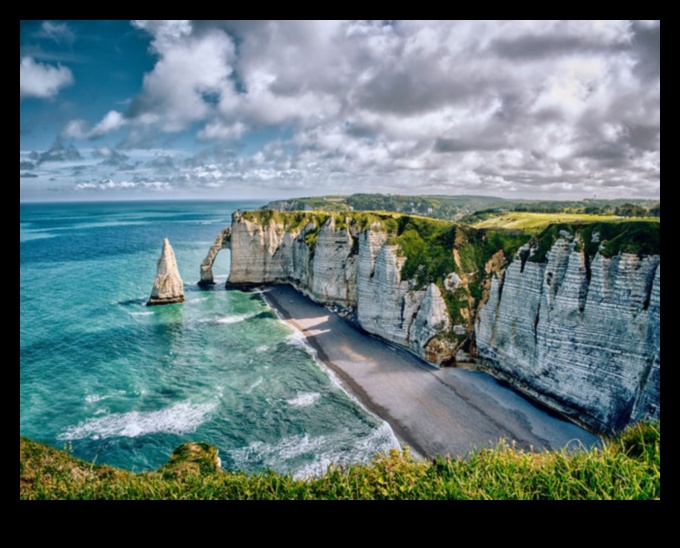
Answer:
xmin=240 ymin=209 xmax=401 ymax=254
xmin=19 ymin=421 xmax=660 ymax=499
xmin=241 ymin=208 xmax=399 ymax=233
xmin=241 ymin=209 xmax=529 ymax=307
xmin=237 ymin=209 xmax=659 ymax=336
xmin=528 ymin=220 xmax=661 ymax=263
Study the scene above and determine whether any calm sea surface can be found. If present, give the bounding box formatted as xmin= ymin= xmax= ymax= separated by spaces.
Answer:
xmin=20 ymin=200 xmax=399 ymax=477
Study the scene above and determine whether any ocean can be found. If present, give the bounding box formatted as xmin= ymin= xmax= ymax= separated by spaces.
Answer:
xmin=20 ymin=200 xmax=400 ymax=477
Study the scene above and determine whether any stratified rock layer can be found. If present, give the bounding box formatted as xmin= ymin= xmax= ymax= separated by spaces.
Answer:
xmin=199 ymin=227 xmax=231 ymax=286
xmin=147 ymin=238 xmax=184 ymax=306
xmin=203 ymin=212 xmax=660 ymax=433
xmin=222 ymin=212 xmax=453 ymax=363
xmin=476 ymin=235 xmax=660 ymax=433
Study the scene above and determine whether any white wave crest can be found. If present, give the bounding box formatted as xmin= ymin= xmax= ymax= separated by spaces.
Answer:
xmin=229 ymin=423 xmax=401 ymax=479
xmin=85 ymin=389 xmax=126 ymax=403
xmin=20 ymin=231 xmax=56 ymax=242
xmin=230 ymin=433 xmax=329 ymax=469
xmin=286 ymin=392 xmax=321 ymax=407
xmin=215 ymin=313 xmax=256 ymax=325
xmin=246 ymin=377 xmax=263 ymax=393
xmin=57 ymin=401 xmax=215 ymax=441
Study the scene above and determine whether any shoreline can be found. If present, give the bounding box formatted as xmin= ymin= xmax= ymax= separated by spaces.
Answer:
xmin=259 ymin=284 xmax=601 ymax=460
xmin=261 ymin=287 xmax=428 ymax=458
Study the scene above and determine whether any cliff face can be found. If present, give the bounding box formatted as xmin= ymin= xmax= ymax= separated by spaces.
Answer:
xmin=203 ymin=212 xmax=660 ymax=433
xmin=218 ymin=211 xmax=459 ymax=362
xmin=476 ymin=231 xmax=660 ymax=433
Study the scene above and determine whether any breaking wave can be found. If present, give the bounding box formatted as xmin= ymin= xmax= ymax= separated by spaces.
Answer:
xmin=57 ymin=401 xmax=215 ymax=441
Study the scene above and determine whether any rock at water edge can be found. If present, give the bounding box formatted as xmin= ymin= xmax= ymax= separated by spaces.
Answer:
xmin=147 ymin=238 xmax=185 ymax=306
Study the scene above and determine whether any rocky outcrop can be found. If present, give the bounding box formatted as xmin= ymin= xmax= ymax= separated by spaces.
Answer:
xmin=218 ymin=211 xmax=458 ymax=364
xmin=355 ymin=232 xmax=454 ymax=359
xmin=476 ymin=233 xmax=660 ymax=433
xmin=147 ymin=238 xmax=184 ymax=306
xmin=202 ymin=212 xmax=660 ymax=433
xmin=199 ymin=227 xmax=231 ymax=286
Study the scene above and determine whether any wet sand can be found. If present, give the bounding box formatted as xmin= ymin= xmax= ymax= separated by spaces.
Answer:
xmin=262 ymin=284 xmax=601 ymax=460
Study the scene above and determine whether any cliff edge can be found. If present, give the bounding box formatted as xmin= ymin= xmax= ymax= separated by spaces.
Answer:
xmin=201 ymin=211 xmax=660 ymax=433
xmin=476 ymin=223 xmax=660 ymax=433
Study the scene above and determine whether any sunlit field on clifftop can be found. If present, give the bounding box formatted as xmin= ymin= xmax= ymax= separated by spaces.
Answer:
xmin=469 ymin=212 xmax=659 ymax=231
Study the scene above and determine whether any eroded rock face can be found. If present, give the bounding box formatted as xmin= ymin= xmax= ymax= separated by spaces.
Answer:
xmin=147 ymin=238 xmax=184 ymax=306
xmin=204 ymin=212 xmax=660 ymax=434
xmin=227 ymin=212 xmax=289 ymax=284
xmin=476 ymin=235 xmax=660 ymax=433
xmin=223 ymin=215 xmax=453 ymax=365
xmin=199 ymin=227 xmax=231 ymax=286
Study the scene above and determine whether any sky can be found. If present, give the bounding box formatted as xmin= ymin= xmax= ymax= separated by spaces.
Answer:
xmin=20 ymin=20 xmax=660 ymax=203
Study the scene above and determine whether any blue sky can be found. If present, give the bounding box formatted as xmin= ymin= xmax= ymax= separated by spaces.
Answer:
xmin=20 ymin=20 xmax=660 ymax=202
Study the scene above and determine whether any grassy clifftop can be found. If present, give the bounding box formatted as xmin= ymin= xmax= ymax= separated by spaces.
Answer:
xmin=238 ymin=210 xmax=530 ymax=330
xmin=19 ymin=421 xmax=660 ymax=499
xmin=236 ymin=210 xmax=659 ymax=336
xmin=527 ymin=220 xmax=660 ymax=263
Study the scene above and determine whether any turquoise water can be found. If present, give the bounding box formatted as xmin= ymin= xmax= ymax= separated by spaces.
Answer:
xmin=20 ymin=201 xmax=399 ymax=477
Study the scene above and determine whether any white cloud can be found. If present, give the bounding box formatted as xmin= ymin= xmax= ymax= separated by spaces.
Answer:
xmin=30 ymin=20 xmax=659 ymax=200
xmin=74 ymin=179 xmax=172 ymax=191
xmin=132 ymin=20 xmax=192 ymax=52
xmin=129 ymin=22 xmax=237 ymax=132
xmin=36 ymin=21 xmax=75 ymax=44
xmin=20 ymin=56 xmax=73 ymax=99
xmin=89 ymin=111 xmax=127 ymax=138
xmin=197 ymin=121 xmax=246 ymax=141
xmin=61 ymin=119 xmax=88 ymax=139
xmin=61 ymin=111 xmax=128 ymax=140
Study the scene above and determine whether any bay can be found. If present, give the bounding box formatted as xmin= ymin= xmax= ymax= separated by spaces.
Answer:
xmin=20 ymin=200 xmax=399 ymax=477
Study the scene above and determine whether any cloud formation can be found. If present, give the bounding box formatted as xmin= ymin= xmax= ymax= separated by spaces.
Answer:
xmin=35 ymin=21 xmax=75 ymax=44
xmin=60 ymin=113 xmax=127 ymax=140
xmin=31 ymin=140 xmax=82 ymax=164
xmin=20 ymin=56 xmax=74 ymax=99
xmin=24 ymin=20 xmax=660 ymax=200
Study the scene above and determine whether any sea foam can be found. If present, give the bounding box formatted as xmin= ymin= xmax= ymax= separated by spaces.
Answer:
xmin=286 ymin=392 xmax=321 ymax=407
xmin=229 ymin=422 xmax=401 ymax=479
xmin=57 ymin=401 xmax=215 ymax=441
xmin=214 ymin=313 xmax=257 ymax=325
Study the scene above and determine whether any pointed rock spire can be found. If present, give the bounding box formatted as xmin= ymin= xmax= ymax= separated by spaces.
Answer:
xmin=147 ymin=238 xmax=185 ymax=306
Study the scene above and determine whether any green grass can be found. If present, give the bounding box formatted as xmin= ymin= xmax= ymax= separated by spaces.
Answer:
xmin=236 ymin=209 xmax=657 ymax=337
xmin=19 ymin=421 xmax=659 ymax=499
xmin=469 ymin=212 xmax=633 ymax=231
xmin=528 ymin=220 xmax=660 ymax=263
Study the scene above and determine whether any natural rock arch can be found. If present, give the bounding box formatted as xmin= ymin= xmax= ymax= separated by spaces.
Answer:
xmin=198 ymin=227 xmax=231 ymax=286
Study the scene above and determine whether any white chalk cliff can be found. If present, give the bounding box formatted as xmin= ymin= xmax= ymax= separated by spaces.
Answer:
xmin=476 ymin=233 xmax=660 ymax=433
xmin=201 ymin=212 xmax=660 ymax=433
xmin=147 ymin=238 xmax=184 ymax=306
xmin=199 ymin=227 xmax=232 ymax=286
xmin=203 ymin=212 xmax=458 ymax=362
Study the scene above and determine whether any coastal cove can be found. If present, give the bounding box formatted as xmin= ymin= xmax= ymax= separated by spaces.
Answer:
xmin=262 ymin=285 xmax=600 ymax=458
xmin=21 ymin=200 xmax=601 ymax=478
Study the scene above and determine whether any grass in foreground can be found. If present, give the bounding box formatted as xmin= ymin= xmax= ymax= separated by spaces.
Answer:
xmin=20 ymin=421 xmax=659 ymax=500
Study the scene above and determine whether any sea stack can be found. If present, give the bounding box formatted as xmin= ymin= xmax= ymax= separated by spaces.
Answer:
xmin=147 ymin=238 xmax=184 ymax=306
